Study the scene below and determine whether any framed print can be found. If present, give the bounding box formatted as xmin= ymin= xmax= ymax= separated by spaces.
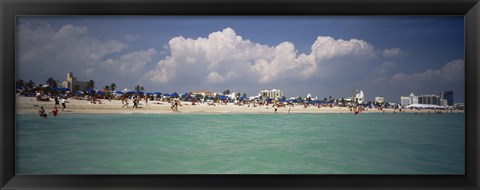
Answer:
xmin=1 ymin=0 xmax=479 ymax=189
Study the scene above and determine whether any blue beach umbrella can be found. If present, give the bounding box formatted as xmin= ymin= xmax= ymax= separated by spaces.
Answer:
xmin=125 ymin=91 xmax=135 ymax=95
xmin=218 ymin=95 xmax=228 ymax=100
xmin=114 ymin=91 xmax=123 ymax=94
xmin=86 ymin=89 xmax=95 ymax=94
xmin=75 ymin=91 xmax=84 ymax=95
xmin=171 ymin=92 xmax=179 ymax=98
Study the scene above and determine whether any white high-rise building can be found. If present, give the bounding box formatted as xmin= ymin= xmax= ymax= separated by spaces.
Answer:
xmin=375 ymin=97 xmax=385 ymax=104
xmin=259 ymin=89 xmax=283 ymax=99
xmin=410 ymin=92 xmax=419 ymax=104
xmin=400 ymin=96 xmax=411 ymax=106
xmin=401 ymin=92 xmax=419 ymax=105
xmin=355 ymin=90 xmax=365 ymax=104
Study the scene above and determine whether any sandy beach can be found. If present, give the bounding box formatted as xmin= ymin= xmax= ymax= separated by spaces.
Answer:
xmin=16 ymin=96 xmax=464 ymax=115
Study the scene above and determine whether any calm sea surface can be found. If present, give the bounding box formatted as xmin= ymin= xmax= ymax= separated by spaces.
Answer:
xmin=16 ymin=113 xmax=464 ymax=174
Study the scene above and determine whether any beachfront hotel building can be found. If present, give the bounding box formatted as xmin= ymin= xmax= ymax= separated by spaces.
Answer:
xmin=400 ymin=96 xmax=411 ymax=106
xmin=375 ymin=97 xmax=385 ymax=104
xmin=401 ymin=92 xmax=450 ymax=106
xmin=355 ymin=90 xmax=365 ymax=104
xmin=191 ymin=90 xmax=213 ymax=98
xmin=440 ymin=90 xmax=454 ymax=106
xmin=62 ymin=72 xmax=88 ymax=91
xmin=418 ymin=94 xmax=441 ymax=105
xmin=259 ymin=89 xmax=283 ymax=99
xmin=400 ymin=92 xmax=419 ymax=106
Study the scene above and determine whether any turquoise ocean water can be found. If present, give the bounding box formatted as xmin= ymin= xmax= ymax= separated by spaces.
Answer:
xmin=16 ymin=113 xmax=464 ymax=174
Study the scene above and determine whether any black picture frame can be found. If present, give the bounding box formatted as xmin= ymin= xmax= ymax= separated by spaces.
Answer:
xmin=1 ymin=0 xmax=479 ymax=189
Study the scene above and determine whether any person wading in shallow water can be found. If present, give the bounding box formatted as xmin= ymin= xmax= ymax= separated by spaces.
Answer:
xmin=50 ymin=106 xmax=59 ymax=117
xmin=39 ymin=106 xmax=47 ymax=118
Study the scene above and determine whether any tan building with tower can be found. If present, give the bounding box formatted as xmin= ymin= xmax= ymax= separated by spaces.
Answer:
xmin=62 ymin=72 xmax=89 ymax=91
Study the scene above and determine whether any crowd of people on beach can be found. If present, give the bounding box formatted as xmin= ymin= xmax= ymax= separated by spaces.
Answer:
xmin=28 ymin=89 xmax=463 ymax=118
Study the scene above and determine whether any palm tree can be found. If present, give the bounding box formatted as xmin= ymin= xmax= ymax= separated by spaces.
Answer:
xmin=46 ymin=77 xmax=57 ymax=88
xmin=223 ymin=89 xmax=230 ymax=95
xmin=134 ymin=85 xmax=144 ymax=91
xmin=110 ymin=83 xmax=116 ymax=92
xmin=25 ymin=80 xmax=35 ymax=91
xmin=103 ymin=85 xmax=110 ymax=92
xmin=87 ymin=80 xmax=95 ymax=90
xmin=16 ymin=79 xmax=25 ymax=89
xmin=296 ymin=96 xmax=303 ymax=102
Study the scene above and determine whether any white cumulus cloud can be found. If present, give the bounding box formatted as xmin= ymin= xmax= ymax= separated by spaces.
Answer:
xmin=146 ymin=27 xmax=378 ymax=87
xmin=104 ymin=48 xmax=157 ymax=74
xmin=390 ymin=59 xmax=464 ymax=85
xmin=382 ymin=48 xmax=405 ymax=58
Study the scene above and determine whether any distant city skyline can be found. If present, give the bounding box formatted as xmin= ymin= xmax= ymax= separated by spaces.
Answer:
xmin=16 ymin=16 xmax=465 ymax=103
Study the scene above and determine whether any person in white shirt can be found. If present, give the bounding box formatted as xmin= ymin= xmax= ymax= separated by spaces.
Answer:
xmin=61 ymin=98 xmax=66 ymax=111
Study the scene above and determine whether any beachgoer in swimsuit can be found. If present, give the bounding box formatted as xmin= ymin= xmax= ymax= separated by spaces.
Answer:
xmin=50 ymin=106 xmax=59 ymax=117
xmin=39 ymin=106 xmax=47 ymax=118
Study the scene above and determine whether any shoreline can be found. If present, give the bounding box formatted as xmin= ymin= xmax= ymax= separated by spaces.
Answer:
xmin=16 ymin=96 xmax=464 ymax=115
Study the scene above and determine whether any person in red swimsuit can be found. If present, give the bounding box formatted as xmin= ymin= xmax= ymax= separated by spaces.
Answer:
xmin=50 ymin=106 xmax=59 ymax=117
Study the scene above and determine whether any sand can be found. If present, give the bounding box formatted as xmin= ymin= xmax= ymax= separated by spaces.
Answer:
xmin=16 ymin=96 xmax=464 ymax=115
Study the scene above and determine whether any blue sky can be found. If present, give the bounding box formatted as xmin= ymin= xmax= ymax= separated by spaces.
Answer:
xmin=16 ymin=16 xmax=464 ymax=103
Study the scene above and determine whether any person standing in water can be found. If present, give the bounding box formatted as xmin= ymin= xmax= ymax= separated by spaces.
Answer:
xmin=50 ymin=106 xmax=59 ymax=117
xmin=39 ymin=106 xmax=47 ymax=118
